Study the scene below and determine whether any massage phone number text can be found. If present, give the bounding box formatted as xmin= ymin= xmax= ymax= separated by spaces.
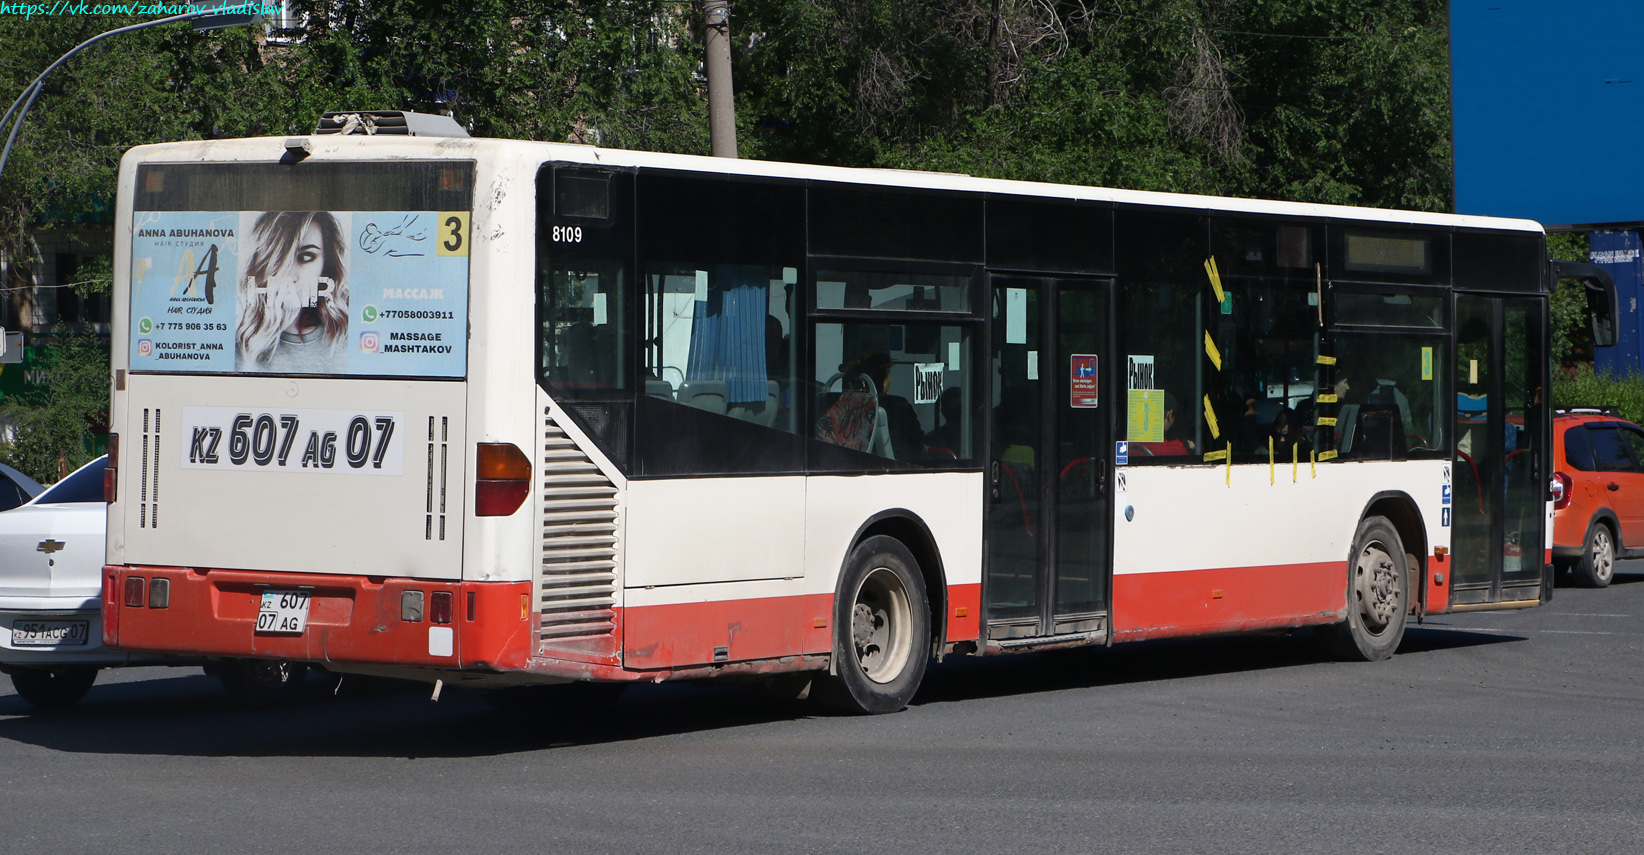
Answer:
xmin=380 ymin=309 xmax=455 ymax=320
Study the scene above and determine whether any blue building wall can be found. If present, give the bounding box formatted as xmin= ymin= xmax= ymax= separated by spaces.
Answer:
xmin=1591 ymin=230 xmax=1644 ymax=377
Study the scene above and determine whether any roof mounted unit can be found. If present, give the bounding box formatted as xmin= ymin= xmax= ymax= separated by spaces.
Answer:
xmin=314 ymin=111 xmax=470 ymax=138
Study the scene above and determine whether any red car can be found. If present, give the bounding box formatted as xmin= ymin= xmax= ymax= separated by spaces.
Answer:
xmin=1551 ymin=409 xmax=1644 ymax=587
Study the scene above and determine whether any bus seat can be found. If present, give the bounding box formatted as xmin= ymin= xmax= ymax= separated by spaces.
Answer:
xmin=678 ymin=380 xmax=729 ymax=415
xmin=728 ymin=381 xmax=781 ymax=427
xmin=645 ymin=380 xmax=676 ymax=400
xmin=1344 ymin=404 xmax=1405 ymax=460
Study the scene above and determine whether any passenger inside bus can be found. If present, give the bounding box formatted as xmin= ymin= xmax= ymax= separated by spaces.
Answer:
xmin=1136 ymin=392 xmax=1194 ymax=456
xmin=925 ymin=387 xmax=964 ymax=457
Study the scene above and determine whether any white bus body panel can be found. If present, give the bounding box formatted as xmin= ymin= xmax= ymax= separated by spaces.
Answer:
xmin=1114 ymin=459 xmax=1449 ymax=575
xmin=109 ymin=374 xmax=468 ymax=580
xmin=624 ymin=477 xmax=806 ymax=587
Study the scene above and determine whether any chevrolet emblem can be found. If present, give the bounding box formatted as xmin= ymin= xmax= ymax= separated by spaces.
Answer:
xmin=37 ymin=539 xmax=65 ymax=554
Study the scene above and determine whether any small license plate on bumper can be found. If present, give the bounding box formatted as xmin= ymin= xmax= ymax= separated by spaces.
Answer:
xmin=12 ymin=620 xmax=90 ymax=647
xmin=256 ymin=591 xmax=311 ymax=635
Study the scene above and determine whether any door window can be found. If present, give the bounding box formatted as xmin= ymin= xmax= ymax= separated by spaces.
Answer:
xmin=1588 ymin=426 xmax=1633 ymax=472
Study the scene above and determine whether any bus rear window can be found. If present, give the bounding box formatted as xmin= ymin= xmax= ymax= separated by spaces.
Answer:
xmin=127 ymin=162 xmax=473 ymax=379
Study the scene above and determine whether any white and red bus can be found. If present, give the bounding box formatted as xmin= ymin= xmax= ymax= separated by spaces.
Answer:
xmin=98 ymin=113 xmax=1614 ymax=712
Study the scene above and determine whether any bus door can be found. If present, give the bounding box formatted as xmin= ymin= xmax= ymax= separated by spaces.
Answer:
xmin=985 ymin=276 xmax=1114 ymax=642
xmin=1451 ymin=294 xmax=1548 ymax=606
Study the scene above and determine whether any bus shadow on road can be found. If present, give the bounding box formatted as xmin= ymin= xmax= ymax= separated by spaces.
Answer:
xmin=0 ymin=625 xmax=1522 ymax=758
xmin=910 ymin=625 xmax=1524 ymax=707
xmin=0 ymin=671 xmax=815 ymax=758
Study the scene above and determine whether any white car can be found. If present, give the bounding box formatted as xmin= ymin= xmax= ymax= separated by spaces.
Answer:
xmin=0 ymin=456 xmax=131 ymax=707
xmin=0 ymin=456 xmax=310 ymax=708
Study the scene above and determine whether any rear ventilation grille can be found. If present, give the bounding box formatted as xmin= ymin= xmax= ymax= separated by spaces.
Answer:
xmin=139 ymin=408 xmax=160 ymax=529
xmin=424 ymin=416 xmax=449 ymax=540
xmin=539 ymin=409 xmax=619 ymax=642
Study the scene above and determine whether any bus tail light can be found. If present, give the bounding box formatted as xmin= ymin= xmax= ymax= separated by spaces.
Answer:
xmin=124 ymin=576 xmax=146 ymax=608
xmin=148 ymin=577 xmax=170 ymax=609
xmin=475 ymin=442 xmax=532 ymax=516
xmin=105 ymin=433 xmax=118 ymax=503
xmin=1552 ymin=472 xmax=1573 ymax=510
xmin=429 ymin=591 xmax=453 ymax=624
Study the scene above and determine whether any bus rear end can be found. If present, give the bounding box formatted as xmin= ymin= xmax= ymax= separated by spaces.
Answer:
xmin=102 ymin=139 xmax=540 ymax=682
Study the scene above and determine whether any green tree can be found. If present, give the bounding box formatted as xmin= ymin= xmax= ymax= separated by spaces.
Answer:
xmin=0 ymin=330 xmax=109 ymax=482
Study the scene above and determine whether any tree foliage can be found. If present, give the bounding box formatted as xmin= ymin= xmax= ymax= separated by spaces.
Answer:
xmin=0 ymin=1 xmax=1563 ymax=475
xmin=0 ymin=331 xmax=108 ymax=482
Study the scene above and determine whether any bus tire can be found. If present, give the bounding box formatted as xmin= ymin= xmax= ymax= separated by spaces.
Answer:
xmin=1574 ymin=523 xmax=1616 ymax=588
xmin=8 ymin=665 xmax=98 ymax=709
xmin=816 ymin=535 xmax=930 ymax=715
xmin=1323 ymin=515 xmax=1408 ymax=662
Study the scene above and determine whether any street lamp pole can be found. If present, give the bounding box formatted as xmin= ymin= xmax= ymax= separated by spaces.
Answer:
xmin=0 ymin=7 xmax=261 ymax=182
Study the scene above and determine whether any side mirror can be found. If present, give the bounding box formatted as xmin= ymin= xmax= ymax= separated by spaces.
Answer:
xmin=1552 ymin=260 xmax=1620 ymax=348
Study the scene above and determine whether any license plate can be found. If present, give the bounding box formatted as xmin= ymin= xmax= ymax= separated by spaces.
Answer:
xmin=12 ymin=620 xmax=89 ymax=647
xmin=256 ymin=590 xmax=311 ymax=635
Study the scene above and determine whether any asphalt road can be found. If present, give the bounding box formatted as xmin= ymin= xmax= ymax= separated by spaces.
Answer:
xmin=3 ymin=568 xmax=1643 ymax=855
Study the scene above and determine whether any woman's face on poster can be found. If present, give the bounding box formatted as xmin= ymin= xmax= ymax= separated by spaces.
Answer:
xmin=287 ymin=220 xmax=330 ymax=307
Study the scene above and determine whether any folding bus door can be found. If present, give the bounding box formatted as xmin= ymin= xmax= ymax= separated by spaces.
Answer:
xmin=985 ymin=276 xmax=1114 ymax=643
xmin=1451 ymin=294 xmax=1548 ymax=606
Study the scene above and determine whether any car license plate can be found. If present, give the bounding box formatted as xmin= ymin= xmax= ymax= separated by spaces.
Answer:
xmin=11 ymin=620 xmax=89 ymax=647
xmin=256 ymin=590 xmax=311 ymax=635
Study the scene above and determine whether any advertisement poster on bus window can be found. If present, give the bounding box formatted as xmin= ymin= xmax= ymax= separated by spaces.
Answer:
xmin=128 ymin=210 xmax=470 ymax=378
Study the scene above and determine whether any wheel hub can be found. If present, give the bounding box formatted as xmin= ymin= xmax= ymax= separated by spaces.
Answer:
xmin=850 ymin=566 xmax=913 ymax=683
xmin=1355 ymin=544 xmax=1400 ymax=631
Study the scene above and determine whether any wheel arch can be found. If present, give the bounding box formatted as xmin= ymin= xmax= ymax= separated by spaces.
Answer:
xmin=1585 ymin=509 xmax=1622 ymax=552
xmin=846 ymin=509 xmax=947 ymax=655
xmin=1358 ymin=490 xmax=1427 ymax=598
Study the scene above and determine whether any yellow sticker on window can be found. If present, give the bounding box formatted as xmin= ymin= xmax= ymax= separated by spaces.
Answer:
xmin=1203 ymin=395 xmax=1221 ymax=439
xmin=1127 ymin=389 xmax=1164 ymax=443
xmin=1204 ymin=331 xmax=1222 ymax=371
xmin=1203 ymin=257 xmax=1225 ymax=304
xmin=1318 ymin=450 xmax=1338 ymax=461
xmin=436 ymin=211 xmax=470 ymax=256
xmin=1421 ymin=346 xmax=1433 ymax=380
xmin=1203 ymin=449 xmax=1229 ymax=462
xmin=1317 ymin=417 xmax=1338 ymax=426
xmin=1317 ymin=393 xmax=1338 ymax=404
xmin=1317 ymin=355 xmax=1337 ymax=365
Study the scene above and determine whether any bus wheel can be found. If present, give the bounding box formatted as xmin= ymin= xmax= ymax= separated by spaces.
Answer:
xmin=218 ymin=658 xmax=309 ymax=706
xmin=816 ymin=535 xmax=930 ymax=715
xmin=8 ymin=666 xmax=98 ymax=709
xmin=1574 ymin=523 xmax=1616 ymax=588
xmin=1323 ymin=516 xmax=1408 ymax=662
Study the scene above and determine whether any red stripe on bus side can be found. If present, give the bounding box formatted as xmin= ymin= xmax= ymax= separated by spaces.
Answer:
xmin=622 ymin=593 xmax=835 ymax=670
xmin=1111 ymin=562 xmax=1345 ymax=641
xmin=947 ymin=582 xmax=981 ymax=643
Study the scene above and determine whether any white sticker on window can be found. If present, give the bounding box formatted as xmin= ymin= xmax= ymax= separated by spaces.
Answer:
xmin=593 ymin=291 xmax=608 ymax=325
xmin=914 ymin=363 xmax=944 ymax=404
xmin=1127 ymin=354 xmax=1155 ymax=390
xmin=1027 ymin=350 xmax=1039 ymax=380
xmin=694 ymin=270 xmax=709 ymax=302
xmin=782 ymin=267 xmax=798 ymax=284
xmin=1006 ymin=288 xmax=1027 ymax=344
xmin=948 ymin=341 xmax=962 ymax=371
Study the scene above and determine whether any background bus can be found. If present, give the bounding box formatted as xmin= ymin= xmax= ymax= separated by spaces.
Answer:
xmin=99 ymin=115 xmax=1615 ymax=712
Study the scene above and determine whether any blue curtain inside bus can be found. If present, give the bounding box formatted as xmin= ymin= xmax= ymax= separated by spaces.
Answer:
xmin=686 ymin=265 xmax=769 ymax=405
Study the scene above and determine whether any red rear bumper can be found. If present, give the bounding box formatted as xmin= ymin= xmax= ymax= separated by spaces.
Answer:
xmin=103 ymin=565 xmax=533 ymax=672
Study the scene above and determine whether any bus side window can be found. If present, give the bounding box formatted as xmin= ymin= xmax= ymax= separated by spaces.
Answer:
xmin=631 ymin=172 xmax=806 ymax=476
xmin=1116 ymin=210 xmax=1207 ymax=464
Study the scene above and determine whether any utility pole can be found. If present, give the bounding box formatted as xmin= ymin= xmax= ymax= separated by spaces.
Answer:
xmin=703 ymin=0 xmax=737 ymax=158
